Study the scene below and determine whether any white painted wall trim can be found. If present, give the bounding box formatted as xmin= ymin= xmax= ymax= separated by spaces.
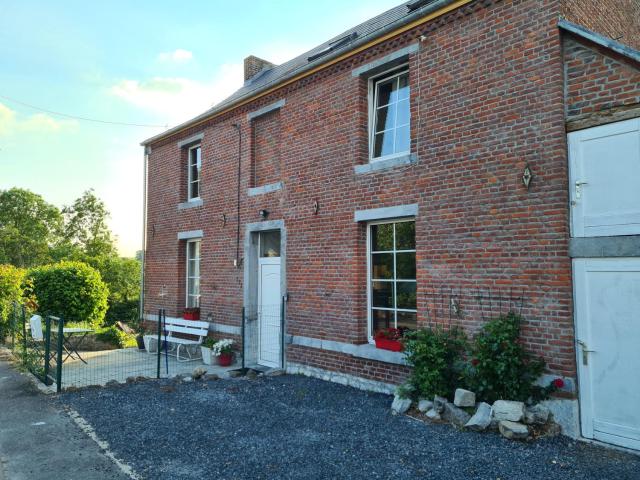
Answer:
xmin=177 ymin=230 xmax=203 ymax=240
xmin=354 ymin=203 xmax=418 ymax=222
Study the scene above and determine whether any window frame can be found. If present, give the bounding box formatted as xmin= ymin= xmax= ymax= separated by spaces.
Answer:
xmin=185 ymin=239 xmax=201 ymax=308
xmin=368 ymin=65 xmax=411 ymax=163
xmin=366 ymin=217 xmax=417 ymax=342
xmin=187 ymin=144 xmax=201 ymax=201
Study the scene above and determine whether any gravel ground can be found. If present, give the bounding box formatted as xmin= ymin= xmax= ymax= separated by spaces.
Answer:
xmin=60 ymin=374 xmax=640 ymax=480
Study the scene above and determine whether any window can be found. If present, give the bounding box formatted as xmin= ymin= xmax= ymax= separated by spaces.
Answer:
xmin=370 ymin=68 xmax=410 ymax=161
xmin=186 ymin=240 xmax=200 ymax=308
xmin=368 ymin=219 xmax=416 ymax=338
xmin=187 ymin=145 xmax=201 ymax=200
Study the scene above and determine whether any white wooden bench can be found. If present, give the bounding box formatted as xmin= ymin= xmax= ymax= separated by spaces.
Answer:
xmin=144 ymin=318 xmax=209 ymax=362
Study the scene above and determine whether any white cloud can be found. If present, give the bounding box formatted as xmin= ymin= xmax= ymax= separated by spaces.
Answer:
xmin=158 ymin=49 xmax=193 ymax=63
xmin=0 ymin=102 xmax=77 ymax=136
xmin=109 ymin=63 xmax=243 ymax=125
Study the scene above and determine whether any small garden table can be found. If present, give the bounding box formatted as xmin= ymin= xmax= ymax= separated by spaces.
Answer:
xmin=61 ymin=327 xmax=93 ymax=364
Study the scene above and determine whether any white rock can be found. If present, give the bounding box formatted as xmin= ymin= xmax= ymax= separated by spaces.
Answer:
xmin=425 ymin=409 xmax=441 ymax=420
xmin=492 ymin=400 xmax=525 ymax=422
xmin=418 ymin=399 xmax=433 ymax=413
xmin=433 ymin=395 xmax=448 ymax=413
xmin=391 ymin=395 xmax=412 ymax=415
xmin=182 ymin=376 xmax=193 ymax=382
xmin=443 ymin=402 xmax=472 ymax=428
xmin=524 ymin=404 xmax=550 ymax=425
xmin=454 ymin=388 xmax=476 ymax=407
xmin=498 ymin=420 xmax=529 ymax=440
xmin=465 ymin=402 xmax=493 ymax=431
xmin=192 ymin=367 xmax=207 ymax=380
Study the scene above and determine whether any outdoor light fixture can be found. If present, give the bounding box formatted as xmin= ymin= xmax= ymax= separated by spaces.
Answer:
xmin=522 ymin=164 xmax=533 ymax=190
xmin=313 ymin=200 xmax=319 ymax=215
xmin=222 ymin=213 xmax=227 ymax=226
xmin=259 ymin=209 xmax=269 ymax=219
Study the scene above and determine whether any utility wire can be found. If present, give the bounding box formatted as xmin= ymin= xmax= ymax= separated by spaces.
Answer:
xmin=0 ymin=93 xmax=169 ymax=128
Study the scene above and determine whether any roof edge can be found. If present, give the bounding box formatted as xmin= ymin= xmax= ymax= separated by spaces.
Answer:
xmin=559 ymin=19 xmax=640 ymax=65
xmin=141 ymin=0 xmax=471 ymax=146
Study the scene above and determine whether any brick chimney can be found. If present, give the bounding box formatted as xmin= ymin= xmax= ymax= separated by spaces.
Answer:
xmin=244 ymin=55 xmax=276 ymax=82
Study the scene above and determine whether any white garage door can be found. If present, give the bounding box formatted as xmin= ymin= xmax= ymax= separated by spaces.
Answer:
xmin=568 ymin=118 xmax=640 ymax=237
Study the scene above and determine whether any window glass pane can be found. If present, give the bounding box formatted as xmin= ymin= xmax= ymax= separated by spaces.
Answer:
xmin=397 ymin=74 xmax=409 ymax=100
xmin=372 ymin=281 xmax=394 ymax=308
xmin=394 ymin=125 xmax=410 ymax=154
xmin=371 ymin=253 xmax=393 ymax=279
xmin=375 ymin=104 xmax=396 ymax=133
xmin=395 ymin=222 xmax=415 ymax=250
xmin=259 ymin=231 xmax=281 ymax=257
xmin=195 ymin=146 xmax=201 ymax=170
xmin=372 ymin=309 xmax=393 ymax=334
xmin=396 ymin=282 xmax=417 ymax=310
xmin=376 ymin=79 xmax=394 ymax=107
xmin=371 ymin=224 xmax=393 ymax=251
xmin=188 ymin=260 xmax=199 ymax=277
xmin=396 ymin=99 xmax=410 ymax=127
xmin=374 ymin=131 xmax=394 ymax=158
xmin=396 ymin=252 xmax=416 ymax=280
xmin=397 ymin=311 xmax=416 ymax=331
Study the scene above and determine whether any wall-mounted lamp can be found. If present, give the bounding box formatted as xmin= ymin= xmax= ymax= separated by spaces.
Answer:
xmin=313 ymin=200 xmax=319 ymax=215
xmin=259 ymin=209 xmax=269 ymax=219
xmin=522 ymin=164 xmax=533 ymax=190
xmin=222 ymin=213 xmax=227 ymax=226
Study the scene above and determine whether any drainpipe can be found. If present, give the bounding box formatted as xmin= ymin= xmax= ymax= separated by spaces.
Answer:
xmin=139 ymin=146 xmax=149 ymax=324
xmin=232 ymin=123 xmax=242 ymax=268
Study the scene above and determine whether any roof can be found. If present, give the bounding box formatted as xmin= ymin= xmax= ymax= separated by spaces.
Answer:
xmin=559 ymin=19 xmax=640 ymax=65
xmin=141 ymin=0 xmax=465 ymax=146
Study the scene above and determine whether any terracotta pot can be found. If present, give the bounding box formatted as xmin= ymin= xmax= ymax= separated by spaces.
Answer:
xmin=183 ymin=311 xmax=200 ymax=320
xmin=217 ymin=352 xmax=233 ymax=366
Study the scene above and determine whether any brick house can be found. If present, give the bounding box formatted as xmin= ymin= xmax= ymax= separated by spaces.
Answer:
xmin=141 ymin=0 xmax=640 ymax=449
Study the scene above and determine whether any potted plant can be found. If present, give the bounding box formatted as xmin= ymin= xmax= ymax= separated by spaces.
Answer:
xmin=201 ymin=337 xmax=217 ymax=365
xmin=183 ymin=307 xmax=200 ymax=320
xmin=374 ymin=328 xmax=404 ymax=352
xmin=211 ymin=338 xmax=235 ymax=366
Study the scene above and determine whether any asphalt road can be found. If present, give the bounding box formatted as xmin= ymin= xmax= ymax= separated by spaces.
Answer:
xmin=0 ymin=359 xmax=129 ymax=480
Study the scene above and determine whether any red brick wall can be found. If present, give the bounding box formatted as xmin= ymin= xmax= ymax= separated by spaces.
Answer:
xmin=144 ymin=0 xmax=578 ymax=382
xmin=251 ymin=110 xmax=281 ymax=187
xmin=564 ymin=36 xmax=640 ymax=121
xmin=561 ymin=0 xmax=640 ymax=50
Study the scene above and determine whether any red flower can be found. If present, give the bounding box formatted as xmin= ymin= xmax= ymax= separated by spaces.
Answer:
xmin=471 ymin=358 xmax=480 ymax=367
xmin=552 ymin=378 xmax=564 ymax=389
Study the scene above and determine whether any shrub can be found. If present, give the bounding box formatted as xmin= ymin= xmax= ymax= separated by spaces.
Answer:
xmin=95 ymin=325 xmax=136 ymax=348
xmin=466 ymin=312 xmax=546 ymax=403
xmin=403 ymin=326 xmax=468 ymax=399
xmin=28 ymin=261 xmax=109 ymax=327
xmin=104 ymin=299 xmax=139 ymax=326
xmin=0 ymin=264 xmax=25 ymax=338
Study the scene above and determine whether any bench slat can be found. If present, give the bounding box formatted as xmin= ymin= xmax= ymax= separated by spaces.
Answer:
xmin=165 ymin=325 xmax=207 ymax=336
xmin=165 ymin=318 xmax=209 ymax=329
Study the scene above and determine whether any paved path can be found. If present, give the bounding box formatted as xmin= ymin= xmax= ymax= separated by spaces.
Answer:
xmin=0 ymin=360 xmax=129 ymax=480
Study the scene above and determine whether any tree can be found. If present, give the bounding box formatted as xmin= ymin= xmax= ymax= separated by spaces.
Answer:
xmin=0 ymin=188 xmax=63 ymax=267
xmin=61 ymin=190 xmax=117 ymax=258
xmin=0 ymin=264 xmax=25 ymax=337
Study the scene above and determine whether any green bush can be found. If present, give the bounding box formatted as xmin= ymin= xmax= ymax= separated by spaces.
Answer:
xmin=95 ymin=325 xmax=136 ymax=348
xmin=403 ymin=326 xmax=468 ymax=399
xmin=466 ymin=312 xmax=546 ymax=403
xmin=0 ymin=264 xmax=25 ymax=338
xmin=28 ymin=261 xmax=109 ymax=328
xmin=104 ymin=299 xmax=139 ymax=326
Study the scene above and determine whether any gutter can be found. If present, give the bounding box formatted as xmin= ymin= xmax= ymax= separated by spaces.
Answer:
xmin=140 ymin=0 xmax=471 ymax=147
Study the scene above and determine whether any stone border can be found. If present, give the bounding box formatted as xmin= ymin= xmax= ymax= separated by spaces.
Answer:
xmin=247 ymin=99 xmax=286 ymax=121
xmin=351 ymin=43 xmax=419 ymax=77
xmin=354 ymin=153 xmax=417 ymax=175
xmin=354 ymin=203 xmax=419 ymax=222
xmin=177 ymin=230 xmax=203 ymax=240
xmin=247 ymin=181 xmax=283 ymax=197
xmin=286 ymin=362 xmax=395 ymax=394
xmin=177 ymin=199 xmax=203 ymax=210
xmin=177 ymin=133 xmax=204 ymax=149
xmin=288 ymin=335 xmax=407 ymax=365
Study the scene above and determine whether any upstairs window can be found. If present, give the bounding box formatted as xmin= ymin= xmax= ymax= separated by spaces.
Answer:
xmin=188 ymin=145 xmax=201 ymax=200
xmin=370 ymin=68 xmax=410 ymax=161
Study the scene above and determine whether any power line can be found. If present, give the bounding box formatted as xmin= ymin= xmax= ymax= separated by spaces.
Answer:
xmin=0 ymin=93 xmax=169 ymax=128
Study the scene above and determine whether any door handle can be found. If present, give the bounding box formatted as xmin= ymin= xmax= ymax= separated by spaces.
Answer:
xmin=577 ymin=340 xmax=595 ymax=365
xmin=575 ymin=180 xmax=588 ymax=200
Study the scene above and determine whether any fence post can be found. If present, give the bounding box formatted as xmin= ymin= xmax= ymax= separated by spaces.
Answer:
xmin=43 ymin=316 xmax=51 ymax=384
xmin=21 ymin=305 xmax=27 ymax=354
xmin=156 ymin=309 xmax=162 ymax=379
xmin=10 ymin=302 xmax=17 ymax=350
xmin=56 ymin=316 xmax=64 ymax=393
xmin=241 ymin=307 xmax=246 ymax=369
xmin=280 ymin=297 xmax=285 ymax=370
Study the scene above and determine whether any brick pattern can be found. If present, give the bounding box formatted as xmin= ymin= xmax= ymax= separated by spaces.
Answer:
xmin=564 ymin=36 xmax=640 ymax=120
xmin=144 ymin=0 xmax=583 ymax=385
xmin=561 ymin=0 xmax=640 ymax=51
xmin=244 ymin=55 xmax=275 ymax=82
xmin=251 ymin=110 xmax=282 ymax=187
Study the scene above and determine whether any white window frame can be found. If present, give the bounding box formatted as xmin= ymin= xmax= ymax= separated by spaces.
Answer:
xmin=187 ymin=144 xmax=201 ymax=201
xmin=366 ymin=218 xmax=417 ymax=342
xmin=368 ymin=65 xmax=410 ymax=163
xmin=185 ymin=239 xmax=201 ymax=308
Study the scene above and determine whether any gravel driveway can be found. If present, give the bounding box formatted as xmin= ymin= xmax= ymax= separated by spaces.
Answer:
xmin=60 ymin=374 xmax=640 ymax=480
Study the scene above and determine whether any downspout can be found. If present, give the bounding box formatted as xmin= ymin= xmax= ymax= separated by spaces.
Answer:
xmin=139 ymin=146 xmax=149 ymax=323
xmin=232 ymin=123 xmax=242 ymax=268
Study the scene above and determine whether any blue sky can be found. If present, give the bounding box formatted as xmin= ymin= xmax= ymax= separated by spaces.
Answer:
xmin=0 ymin=0 xmax=400 ymax=256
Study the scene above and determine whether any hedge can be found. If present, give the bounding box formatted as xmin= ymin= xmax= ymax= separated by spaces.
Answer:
xmin=0 ymin=264 xmax=25 ymax=337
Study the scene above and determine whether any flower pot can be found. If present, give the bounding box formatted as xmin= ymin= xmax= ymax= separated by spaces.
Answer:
xmin=136 ymin=334 xmax=145 ymax=350
xmin=183 ymin=311 xmax=200 ymax=320
xmin=201 ymin=346 xmax=213 ymax=365
xmin=374 ymin=338 xmax=403 ymax=352
xmin=217 ymin=352 xmax=234 ymax=367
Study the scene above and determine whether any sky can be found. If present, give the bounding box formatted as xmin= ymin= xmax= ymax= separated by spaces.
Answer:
xmin=0 ymin=0 xmax=401 ymax=257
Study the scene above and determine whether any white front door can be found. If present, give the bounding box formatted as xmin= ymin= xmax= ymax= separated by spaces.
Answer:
xmin=574 ymin=258 xmax=640 ymax=450
xmin=568 ymin=118 xmax=640 ymax=237
xmin=257 ymin=256 xmax=281 ymax=368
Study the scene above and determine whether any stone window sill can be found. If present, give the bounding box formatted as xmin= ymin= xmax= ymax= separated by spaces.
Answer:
xmin=248 ymin=181 xmax=283 ymax=197
xmin=178 ymin=198 xmax=203 ymax=210
xmin=354 ymin=153 xmax=417 ymax=175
